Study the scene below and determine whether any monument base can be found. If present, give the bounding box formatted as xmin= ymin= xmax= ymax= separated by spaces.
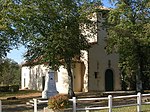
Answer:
xmin=42 ymin=90 xmax=58 ymax=99
xmin=42 ymin=71 xmax=58 ymax=99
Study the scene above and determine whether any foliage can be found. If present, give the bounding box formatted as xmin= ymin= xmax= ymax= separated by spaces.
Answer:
xmin=48 ymin=94 xmax=69 ymax=111
xmin=0 ymin=85 xmax=19 ymax=92
xmin=0 ymin=85 xmax=9 ymax=92
xmin=9 ymin=85 xmax=19 ymax=92
xmin=0 ymin=0 xmax=101 ymax=97
xmin=105 ymin=0 xmax=150 ymax=91
xmin=0 ymin=58 xmax=21 ymax=86
xmin=0 ymin=0 xmax=21 ymax=58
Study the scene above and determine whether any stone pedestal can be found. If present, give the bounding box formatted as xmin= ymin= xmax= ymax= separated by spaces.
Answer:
xmin=42 ymin=71 xmax=58 ymax=99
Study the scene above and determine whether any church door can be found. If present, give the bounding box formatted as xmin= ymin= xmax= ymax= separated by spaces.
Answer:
xmin=105 ymin=69 xmax=114 ymax=91
xmin=42 ymin=76 xmax=45 ymax=90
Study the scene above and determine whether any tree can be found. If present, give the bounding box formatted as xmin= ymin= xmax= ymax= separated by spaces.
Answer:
xmin=106 ymin=0 xmax=150 ymax=92
xmin=1 ymin=0 xmax=101 ymax=97
xmin=0 ymin=58 xmax=21 ymax=86
xmin=0 ymin=0 xmax=21 ymax=59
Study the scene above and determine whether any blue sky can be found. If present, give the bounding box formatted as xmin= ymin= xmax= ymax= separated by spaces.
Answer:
xmin=7 ymin=46 xmax=26 ymax=64
xmin=7 ymin=0 xmax=114 ymax=64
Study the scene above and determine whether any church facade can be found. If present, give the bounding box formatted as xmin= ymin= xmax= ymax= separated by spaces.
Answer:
xmin=21 ymin=8 xmax=121 ymax=93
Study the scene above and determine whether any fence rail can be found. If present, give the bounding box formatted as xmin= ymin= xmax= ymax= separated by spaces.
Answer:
xmin=33 ymin=92 xmax=150 ymax=112
xmin=33 ymin=99 xmax=48 ymax=112
xmin=69 ymin=92 xmax=150 ymax=112
xmin=0 ymin=100 xmax=2 ymax=112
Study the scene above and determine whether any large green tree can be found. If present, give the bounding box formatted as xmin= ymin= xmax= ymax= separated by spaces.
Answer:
xmin=106 ymin=0 xmax=150 ymax=92
xmin=1 ymin=0 xmax=101 ymax=97
xmin=0 ymin=58 xmax=21 ymax=86
xmin=0 ymin=0 xmax=21 ymax=59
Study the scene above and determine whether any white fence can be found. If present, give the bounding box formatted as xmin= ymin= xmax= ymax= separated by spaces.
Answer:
xmin=33 ymin=99 xmax=48 ymax=112
xmin=69 ymin=92 xmax=150 ymax=112
xmin=33 ymin=92 xmax=150 ymax=112
xmin=0 ymin=100 xmax=2 ymax=112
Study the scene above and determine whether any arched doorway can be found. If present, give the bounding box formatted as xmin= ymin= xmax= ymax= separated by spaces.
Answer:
xmin=42 ymin=76 xmax=45 ymax=90
xmin=105 ymin=69 xmax=114 ymax=91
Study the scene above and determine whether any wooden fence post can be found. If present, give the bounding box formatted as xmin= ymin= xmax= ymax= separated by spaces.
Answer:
xmin=108 ymin=95 xmax=112 ymax=112
xmin=137 ymin=92 xmax=142 ymax=112
xmin=0 ymin=100 xmax=2 ymax=112
xmin=33 ymin=99 xmax=37 ymax=112
xmin=73 ymin=97 xmax=76 ymax=112
xmin=85 ymin=106 xmax=90 ymax=112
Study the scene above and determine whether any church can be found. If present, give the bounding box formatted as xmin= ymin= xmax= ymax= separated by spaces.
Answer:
xmin=21 ymin=7 xmax=121 ymax=94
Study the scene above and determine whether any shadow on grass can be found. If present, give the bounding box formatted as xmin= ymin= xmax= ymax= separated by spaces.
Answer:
xmin=0 ymin=90 xmax=41 ymax=97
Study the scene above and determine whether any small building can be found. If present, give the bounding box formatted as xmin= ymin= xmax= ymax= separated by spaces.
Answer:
xmin=21 ymin=7 xmax=121 ymax=93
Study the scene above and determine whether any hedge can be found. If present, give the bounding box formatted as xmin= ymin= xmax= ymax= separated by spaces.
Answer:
xmin=0 ymin=85 xmax=19 ymax=92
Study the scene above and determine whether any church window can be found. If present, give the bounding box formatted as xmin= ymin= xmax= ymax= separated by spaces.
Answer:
xmin=95 ymin=72 xmax=98 ymax=78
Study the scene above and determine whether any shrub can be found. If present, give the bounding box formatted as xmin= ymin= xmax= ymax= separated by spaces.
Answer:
xmin=48 ymin=94 xmax=70 ymax=111
xmin=0 ymin=86 xmax=9 ymax=92
xmin=0 ymin=85 xmax=19 ymax=92
xmin=9 ymin=85 xmax=19 ymax=92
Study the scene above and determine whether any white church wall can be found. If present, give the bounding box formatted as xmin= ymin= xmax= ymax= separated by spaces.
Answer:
xmin=56 ymin=66 xmax=69 ymax=94
xmin=21 ymin=66 xmax=30 ymax=89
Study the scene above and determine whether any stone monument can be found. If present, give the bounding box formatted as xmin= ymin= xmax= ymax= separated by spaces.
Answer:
xmin=42 ymin=71 xmax=58 ymax=99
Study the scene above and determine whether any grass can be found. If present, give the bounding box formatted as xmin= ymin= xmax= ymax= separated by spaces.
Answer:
xmin=0 ymin=90 xmax=41 ymax=98
xmin=1 ymin=90 xmax=150 ymax=112
xmin=75 ymin=105 xmax=150 ymax=112
xmin=0 ymin=90 xmax=42 ymax=112
xmin=0 ymin=90 xmax=41 ymax=105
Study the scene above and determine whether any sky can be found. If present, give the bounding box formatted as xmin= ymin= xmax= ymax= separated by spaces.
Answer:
xmin=7 ymin=0 xmax=114 ymax=64
xmin=7 ymin=46 xmax=26 ymax=64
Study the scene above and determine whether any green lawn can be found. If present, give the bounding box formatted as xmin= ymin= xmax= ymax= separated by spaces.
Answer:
xmin=0 ymin=90 xmax=41 ymax=98
xmin=75 ymin=105 xmax=150 ymax=112
xmin=0 ymin=90 xmax=41 ymax=105
xmin=0 ymin=90 xmax=42 ymax=112
xmin=1 ymin=90 xmax=150 ymax=112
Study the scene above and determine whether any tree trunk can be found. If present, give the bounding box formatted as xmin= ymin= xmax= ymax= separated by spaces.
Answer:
xmin=65 ymin=58 xmax=75 ymax=98
xmin=136 ymin=45 xmax=143 ymax=93
xmin=136 ymin=63 xmax=143 ymax=93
